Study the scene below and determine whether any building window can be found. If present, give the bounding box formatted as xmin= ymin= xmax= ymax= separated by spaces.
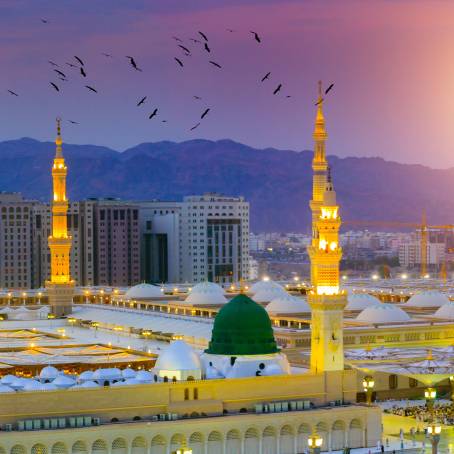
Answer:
xmin=389 ymin=374 xmax=398 ymax=389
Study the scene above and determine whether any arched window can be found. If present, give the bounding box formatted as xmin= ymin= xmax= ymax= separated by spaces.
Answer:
xmin=184 ymin=388 xmax=189 ymax=400
xmin=193 ymin=388 xmax=198 ymax=400
xmin=389 ymin=374 xmax=398 ymax=389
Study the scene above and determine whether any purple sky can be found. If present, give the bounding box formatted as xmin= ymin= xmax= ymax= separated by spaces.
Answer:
xmin=1 ymin=0 xmax=454 ymax=167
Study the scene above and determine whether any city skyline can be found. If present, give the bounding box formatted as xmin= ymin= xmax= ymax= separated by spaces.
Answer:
xmin=2 ymin=0 xmax=454 ymax=167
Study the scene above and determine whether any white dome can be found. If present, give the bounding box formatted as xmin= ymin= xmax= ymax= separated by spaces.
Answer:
xmin=52 ymin=375 xmax=76 ymax=388
xmin=190 ymin=282 xmax=224 ymax=295
xmin=9 ymin=377 xmax=28 ymax=390
xmin=0 ymin=375 xmax=17 ymax=385
xmin=78 ymin=370 xmax=94 ymax=382
xmin=346 ymin=293 xmax=382 ymax=311
xmin=39 ymin=366 xmax=59 ymax=381
xmin=135 ymin=370 xmax=153 ymax=382
xmin=406 ymin=291 xmax=449 ymax=308
xmin=184 ymin=291 xmax=227 ymax=306
xmin=125 ymin=283 xmax=162 ymax=300
xmin=76 ymin=380 xmax=99 ymax=388
xmin=434 ymin=301 xmax=454 ymax=319
xmin=253 ymin=286 xmax=287 ymax=303
xmin=356 ymin=304 xmax=411 ymax=324
xmin=123 ymin=378 xmax=142 ymax=385
xmin=92 ymin=368 xmax=122 ymax=381
xmin=121 ymin=368 xmax=136 ymax=379
xmin=155 ymin=340 xmax=201 ymax=372
xmin=266 ymin=294 xmax=310 ymax=315
xmin=249 ymin=280 xmax=283 ymax=295
xmin=23 ymin=380 xmax=44 ymax=391
xmin=0 ymin=384 xmax=14 ymax=393
xmin=41 ymin=383 xmax=58 ymax=391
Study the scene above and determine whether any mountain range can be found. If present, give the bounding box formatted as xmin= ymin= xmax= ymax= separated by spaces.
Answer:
xmin=0 ymin=137 xmax=452 ymax=232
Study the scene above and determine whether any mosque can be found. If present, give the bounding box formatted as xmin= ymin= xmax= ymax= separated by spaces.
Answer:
xmin=0 ymin=85 xmax=394 ymax=453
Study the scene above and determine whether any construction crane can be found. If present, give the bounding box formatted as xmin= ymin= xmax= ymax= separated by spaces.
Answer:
xmin=344 ymin=211 xmax=454 ymax=278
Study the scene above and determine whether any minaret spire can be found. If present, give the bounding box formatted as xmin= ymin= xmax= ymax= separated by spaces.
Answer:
xmin=55 ymin=117 xmax=63 ymax=157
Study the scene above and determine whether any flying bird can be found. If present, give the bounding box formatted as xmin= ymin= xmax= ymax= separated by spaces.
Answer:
xmin=315 ymin=98 xmax=324 ymax=106
xmin=226 ymin=28 xmax=235 ymax=32
xmin=41 ymin=18 xmax=48 ymax=23
xmin=58 ymin=77 xmax=67 ymax=82
xmin=209 ymin=61 xmax=222 ymax=69
xmin=190 ymin=38 xmax=201 ymax=44
xmin=102 ymin=53 xmax=113 ymax=58
xmin=198 ymin=31 xmax=208 ymax=41
xmin=48 ymin=60 xmax=59 ymax=67
xmin=178 ymin=44 xmax=191 ymax=54
xmin=85 ymin=85 xmax=98 ymax=93
xmin=174 ymin=57 xmax=184 ymax=67
xmin=74 ymin=56 xmax=84 ymax=66
xmin=172 ymin=36 xmax=183 ymax=43
xmin=148 ymin=108 xmax=158 ymax=119
xmin=54 ymin=69 xmax=66 ymax=78
xmin=250 ymin=31 xmax=261 ymax=43
xmin=7 ymin=90 xmax=18 ymax=96
xmin=66 ymin=62 xmax=77 ymax=68
xmin=325 ymin=83 xmax=334 ymax=95
xmin=162 ymin=120 xmax=167 ymax=123
xmin=126 ymin=56 xmax=142 ymax=71
xmin=286 ymin=95 xmax=292 ymax=98
xmin=68 ymin=120 xmax=79 ymax=124
xmin=193 ymin=95 xmax=202 ymax=100
xmin=261 ymin=72 xmax=271 ymax=82
xmin=190 ymin=122 xmax=201 ymax=131
xmin=273 ymin=83 xmax=282 ymax=95
xmin=50 ymin=82 xmax=59 ymax=92
xmin=137 ymin=96 xmax=147 ymax=106
xmin=204 ymin=42 xmax=211 ymax=53
xmin=80 ymin=67 xmax=87 ymax=77
xmin=200 ymin=108 xmax=210 ymax=119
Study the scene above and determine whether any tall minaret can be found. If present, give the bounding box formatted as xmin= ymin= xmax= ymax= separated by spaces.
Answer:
xmin=307 ymin=86 xmax=346 ymax=373
xmin=46 ymin=118 xmax=74 ymax=316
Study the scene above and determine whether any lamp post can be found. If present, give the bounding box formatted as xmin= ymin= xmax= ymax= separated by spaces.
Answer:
xmin=425 ymin=387 xmax=437 ymax=415
xmin=308 ymin=432 xmax=323 ymax=454
xmin=427 ymin=424 xmax=441 ymax=454
xmin=362 ymin=375 xmax=375 ymax=405
xmin=175 ymin=443 xmax=192 ymax=454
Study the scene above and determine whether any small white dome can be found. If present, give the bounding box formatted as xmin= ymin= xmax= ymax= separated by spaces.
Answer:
xmin=356 ymin=304 xmax=411 ymax=324
xmin=39 ymin=366 xmax=59 ymax=381
xmin=121 ymin=368 xmax=136 ymax=379
xmin=0 ymin=384 xmax=14 ymax=393
xmin=266 ymin=294 xmax=310 ymax=315
xmin=52 ymin=375 xmax=76 ymax=388
xmin=0 ymin=375 xmax=17 ymax=385
xmin=253 ymin=286 xmax=287 ymax=303
xmin=125 ymin=283 xmax=162 ymax=300
xmin=9 ymin=377 xmax=28 ymax=390
xmin=135 ymin=370 xmax=153 ymax=382
xmin=76 ymin=380 xmax=99 ymax=388
xmin=190 ymin=282 xmax=224 ymax=295
xmin=78 ymin=370 xmax=94 ymax=382
xmin=249 ymin=280 xmax=283 ymax=295
xmin=41 ymin=383 xmax=58 ymax=391
xmin=23 ymin=380 xmax=44 ymax=391
xmin=155 ymin=340 xmax=201 ymax=372
xmin=406 ymin=290 xmax=449 ymax=308
xmin=434 ymin=301 xmax=454 ymax=319
xmin=346 ymin=293 xmax=382 ymax=311
xmin=184 ymin=291 xmax=227 ymax=306
xmin=123 ymin=378 xmax=142 ymax=385
xmin=92 ymin=368 xmax=122 ymax=381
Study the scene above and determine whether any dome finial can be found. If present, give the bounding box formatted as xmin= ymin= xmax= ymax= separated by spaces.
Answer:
xmin=55 ymin=116 xmax=63 ymax=156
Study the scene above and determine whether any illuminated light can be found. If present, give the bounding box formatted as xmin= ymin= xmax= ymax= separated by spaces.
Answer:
xmin=342 ymin=275 xmax=347 ymax=281
xmin=401 ymin=273 xmax=408 ymax=280
xmin=316 ymin=286 xmax=339 ymax=296
xmin=308 ymin=433 xmax=323 ymax=448
xmin=173 ymin=288 xmax=178 ymax=293
xmin=329 ymin=241 xmax=337 ymax=251
xmin=427 ymin=425 xmax=442 ymax=435
xmin=100 ymin=289 xmax=104 ymax=295
xmin=38 ymin=292 xmax=42 ymax=297
xmin=263 ymin=276 xmax=270 ymax=282
xmin=107 ymin=342 xmax=112 ymax=347
xmin=267 ymin=247 xmax=273 ymax=252
xmin=293 ymin=276 xmax=299 ymax=282
xmin=30 ymin=343 xmax=35 ymax=348
xmin=371 ymin=274 xmax=379 ymax=281
xmin=113 ymin=289 xmax=119 ymax=294
xmin=319 ymin=239 xmax=327 ymax=250
xmin=424 ymin=274 xmax=430 ymax=279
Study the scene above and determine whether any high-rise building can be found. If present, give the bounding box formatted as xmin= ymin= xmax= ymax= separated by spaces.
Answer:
xmin=307 ymin=83 xmax=347 ymax=373
xmin=45 ymin=118 xmax=74 ymax=316
xmin=0 ymin=193 xmax=38 ymax=289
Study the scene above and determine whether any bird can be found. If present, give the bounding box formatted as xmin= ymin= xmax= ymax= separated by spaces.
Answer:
xmin=200 ymin=108 xmax=210 ymax=119
xmin=286 ymin=95 xmax=292 ymax=98
xmin=80 ymin=67 xmax=87 ymax=77
xmin=190 ymin=122 xmax=201 ymax=131
xmin=149 ymin=108 xmax=158 ymax=119
xmin=48 ymin=60 xmax=59 ymax=67
xmin=65 ymin=62 xmax=77 ymax=68
xmin=204 ymin=42 xmax=211 ymax=53
xmin=40 ymin=18 xmax=48 ymax=23
xmin=58 ymin=77 xmax=67 ymax=82
xmin=172 ymin=36 xmax=183 ymax=42
xmin=174 ymin=57 xmax=184 ymax=67
xmin=226 ymin=28 xmax=235 ymax=32
xmin=261 ymin=72 xmax=271 ymax=82
xmin=162 ymin=120 xmax=167 ymax=123
xmin=325 ymin=83 xmax=334 ymax=95
xmin=126 ymin=56 xmax=142 ymax=71
xmin=198 ymin=31 xmax=208 ymax=41
xmin=178 ymin=44 xmax=191 ymax=54
xmin=315 ymin=98 xmax=323 ymax=106
xmin=7 ymin=90 xmax=18 ymax=96
xmin=68 ymin=120 xmax=79 ymax=124
xmin=273 ymin=83 xmax=282 ymax=95
xmin=190 ymin=38 xmax=201 ymax=44
xmin=102 ymin=52 xmax=113 ymax=58
xmin=85 ymin=85 xmax=98 ymax=93
xmin=193 ymin=95 xmax=202 ymax=100
xmin=209 ymin=61 xmax=222 ymax=69
xmin=74 ymin=56 xmax=84 ymax=66
xmin=250 ymin=31 xmax=261 ymax=43
xmin=50 ymin=82 xmax=59 ymax=92
xmin=137 ymin=96 xmax=147 ymax=107
xmin=54 ymin=69 xmax=66 ymax=78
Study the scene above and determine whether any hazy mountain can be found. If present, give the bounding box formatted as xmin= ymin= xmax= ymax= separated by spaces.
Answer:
xmin=0 ymin=137 xmax=452 ymax=232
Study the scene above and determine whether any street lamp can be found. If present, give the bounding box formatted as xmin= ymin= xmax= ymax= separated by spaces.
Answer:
xmin=362 ymin=375 xmax=375 ymax=405
xmin=425 ymin=387 xmax=437 ymax=414
xmin=308 ymin=433 xmax=323 ymax=454
xmin=427 ymin=424 xmax=441 ymax=454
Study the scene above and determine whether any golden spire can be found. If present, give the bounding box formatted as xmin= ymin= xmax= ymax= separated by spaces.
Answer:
xmin=55 ymin=117 xmax=63 ymax=157
xmin=313 ymin=80 xmax=327 ymax=140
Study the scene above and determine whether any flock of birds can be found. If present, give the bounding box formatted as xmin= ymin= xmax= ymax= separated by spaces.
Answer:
xmin=6 ymin=19 xmax=336 ymax=132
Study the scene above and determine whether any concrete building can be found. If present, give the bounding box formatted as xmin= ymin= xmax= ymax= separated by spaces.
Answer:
xmin=399 ymin=241 xmax=445 ymax=269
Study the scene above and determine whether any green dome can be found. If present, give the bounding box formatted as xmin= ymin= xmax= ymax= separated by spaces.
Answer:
xmin=205 ymin=293 xmax=279 ymax=355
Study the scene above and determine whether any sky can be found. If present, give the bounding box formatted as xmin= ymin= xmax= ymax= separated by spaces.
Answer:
xmin=1 ymin=0 xmax=454 ymax=167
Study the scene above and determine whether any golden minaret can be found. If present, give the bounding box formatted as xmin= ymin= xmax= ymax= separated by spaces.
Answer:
xmin=307 ymin=83 xmax=346 ymax=373
xmin=46 ymin=118 xmax=74 ymax=316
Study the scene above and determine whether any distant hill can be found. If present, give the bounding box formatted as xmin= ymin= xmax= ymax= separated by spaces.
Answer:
xmin=0 ymin=137 xmax=452 ymax=232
